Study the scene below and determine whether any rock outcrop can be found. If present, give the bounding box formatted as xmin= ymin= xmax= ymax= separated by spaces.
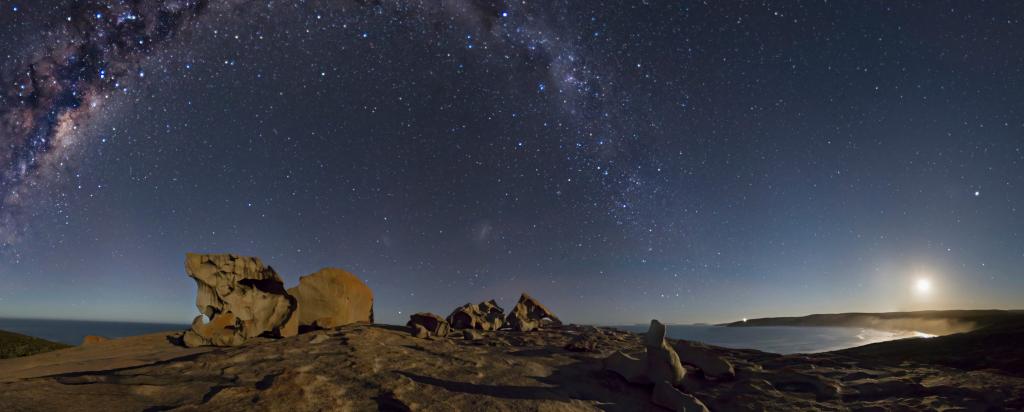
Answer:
xmin=81 ymin=336 xmax=108 ymax=346
xmin=407 ymin=313 xmax=450 ymax=338
xmin=182 ymin=254 xmax=299 ymax=347
xmin=447 ymin=300 xmax=505 ymax=331
xmin=674 ymin=340 xmax=735 ymax=380
xmin=288 ymin=268 xmax=374 ymax=329
xmin=505 ymin=293 xmax=561 ymax=332
xmin=604 ymin=320 xmax=685 ymax=385
xmin=605 ymin=320 xmax=704 ymax=411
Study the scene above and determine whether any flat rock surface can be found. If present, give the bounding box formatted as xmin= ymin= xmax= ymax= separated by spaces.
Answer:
xmin=1 ymin=325 xmax=1022 ymax=411
xmin=0 ymin=331 xmax=212 ymax=383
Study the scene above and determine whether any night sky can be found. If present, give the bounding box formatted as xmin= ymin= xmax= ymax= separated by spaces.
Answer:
xmin=1 ymin=1 xmax=1022 ymax=325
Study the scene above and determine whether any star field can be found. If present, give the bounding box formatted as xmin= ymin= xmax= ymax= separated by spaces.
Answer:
xmin=1 ymin=1 xmax=1022 ymax=324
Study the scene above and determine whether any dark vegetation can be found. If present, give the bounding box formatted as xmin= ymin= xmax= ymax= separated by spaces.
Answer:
xmin=0 ymin=329 xmax=71 ymax=359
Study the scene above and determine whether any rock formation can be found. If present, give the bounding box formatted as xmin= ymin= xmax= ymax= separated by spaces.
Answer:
xmin=406 ymin=313 xmax=450 ymax=338
xmin=447 ymin=300 xmax=504 ymax=331
xmin=80 ymin=336 xmax=108 ymax=346
xmin=605 ymin=320 xmax=706 ymax=411
xmin=504 ymin=293 xmax=561 ymax=332
xmin=462 ymin=329 xmax=483 ymax=341
xmin=182 ymin=254 xmax=299 ymax=347
xmin=287 ymin=268 xmax=374 ymax=329
xmin=674 ymin=340 xmax=735 ymax=380
xmin=604 ymin=320 xmax=685 ymax=385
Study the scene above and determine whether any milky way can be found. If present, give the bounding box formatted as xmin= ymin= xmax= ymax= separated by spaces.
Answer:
xmin=0 ymin=0 xmax=217 ymax=244
xmin=0 ymin=0 xmax=629 ymax=246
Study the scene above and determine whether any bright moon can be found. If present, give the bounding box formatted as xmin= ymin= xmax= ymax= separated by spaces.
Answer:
xmin=915 ymin=278 xmax=932 ymax=294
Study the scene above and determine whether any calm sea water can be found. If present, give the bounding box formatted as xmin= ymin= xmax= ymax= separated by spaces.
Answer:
xmin=0 ymin=318 xmax=189 ymax=345
xmin=617 ymin=324 xmax=929 ymax=354
xmin=1 ymin=318 xmax=924 ymax=353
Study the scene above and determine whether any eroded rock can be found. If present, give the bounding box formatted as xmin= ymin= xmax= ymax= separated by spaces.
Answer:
xmin=407 ymin=313 xmax=450 ymax=338
xmin=182 ymin=253 xmax=299 ymax=347
xmin=645 ymin=320 xmax=686 ymax=386
xmin=674 ymin=340 xmax=736 ymax=380
xmin=447 ymin=300 xmax=504 ymax=331
xmin=504 ymin=293 xmax=561 ymax=332
xmin=288 ymin=268 xmax=374 ymax=329
xmin=604 ymin=320 xmax=686 ymax=386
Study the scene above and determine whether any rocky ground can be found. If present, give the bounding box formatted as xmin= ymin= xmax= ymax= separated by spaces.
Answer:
xmin=2 ymin=322 xmax=1022 ymax=411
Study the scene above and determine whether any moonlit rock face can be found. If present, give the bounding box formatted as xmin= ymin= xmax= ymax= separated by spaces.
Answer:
xmin=182 ymin=253 xmax=298 ymax=347
xmin=505 ymin=293 xmax=561 ymax=332
xmin=447 ymin=300 xmax=505 ymax=331
xmin=287 ymin=267 xmax=374 ymax=329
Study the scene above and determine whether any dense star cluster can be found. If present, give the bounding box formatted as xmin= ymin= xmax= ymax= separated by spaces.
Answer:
xmin=0 ymin=1 xmax=1022 ymax=324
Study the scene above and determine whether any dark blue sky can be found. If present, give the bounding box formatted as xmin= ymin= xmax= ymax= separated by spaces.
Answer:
xmin=1 ymin=1 xmax=1021 ymax=324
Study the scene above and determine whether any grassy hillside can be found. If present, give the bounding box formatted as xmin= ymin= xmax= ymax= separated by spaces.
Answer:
xmin=0 ymin=329 xmax=71 ymax=359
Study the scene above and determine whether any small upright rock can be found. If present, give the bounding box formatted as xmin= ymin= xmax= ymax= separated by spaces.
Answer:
xmin=288 ymin=268 xmax=374 ymax=329
xmin=407 ymin=312 xmax=450 ymax=338
xmin=181 ymin=253 xmax=299 ymax=347
xmin=504 ymin=293 xmax=561 ymax=332
xmin=447 ymin=300 xmax=504 ymax=331
xmin=604 ymin=319 xmax=686 ymax=386
xmin=645 ymin=320 xmax=686 ymax=386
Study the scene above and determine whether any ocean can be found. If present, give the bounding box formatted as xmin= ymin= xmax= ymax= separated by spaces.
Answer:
xmin=0 ymin=318 xmax=189 ymax=346
xmin=617 ymin=324 xmax=932 ymax=354
xmin=0 ymin=317 xmax=927 ymax=353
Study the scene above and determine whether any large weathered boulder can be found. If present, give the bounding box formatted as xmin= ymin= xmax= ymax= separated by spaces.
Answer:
xmin=674 ymin=340 xmax=735 ymax=380
xmin=182 ymin=253 xmax=299 ymax=347
xmin=447 ymin=300 xmax=504 ymax=331
xmin=504 ymin=293 xmax=561 ymax=332
xmin=407 ymin=313 xmax=450 ymax=338
xmin=287 ymin=268 xmax=374 ymax=329
xmin=604 ymin=320 xmax=685 ymax=385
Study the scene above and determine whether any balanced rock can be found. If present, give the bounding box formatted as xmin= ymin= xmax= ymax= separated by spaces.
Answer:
xmin=287 ymin=268 xmax=374 ymax=329
xmin=447 ymin=300 xmax=504 ymax=330
xmin=81 ymin=335 xmax=108 ymax=346
xmin=407 ymin=312 xmax=450 ymax=338
xmin=182 ymin=253 xmax=299 ymax=347
xmin=604 ymin=320 xmax=685 ymax=385
xmin=674 ymin=340 xmax=735 ymax=380
xmin=644 ymin=320 xmax=686 ymax=386
xmin=505 ymin=293 xmax=561 ymax=332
